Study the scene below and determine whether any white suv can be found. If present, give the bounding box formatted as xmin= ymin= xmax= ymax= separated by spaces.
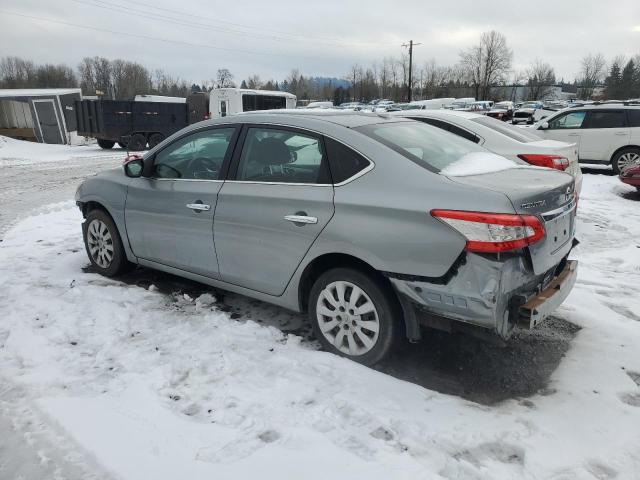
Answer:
xmin=534 ymin=105 xmax=640 ymax=173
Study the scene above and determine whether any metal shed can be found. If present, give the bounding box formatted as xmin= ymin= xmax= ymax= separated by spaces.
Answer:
xmin=0 ymin=88 xmax=82 ymax=144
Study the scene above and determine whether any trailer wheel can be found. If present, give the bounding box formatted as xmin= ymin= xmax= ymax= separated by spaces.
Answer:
xmin=97 ymin=139 xmax=115 ymax=149
xmin=148 ymin=133 xmax=164 ymax=149
xmin=128 ymin=134 xmax=147 ymax=151
xmin=117 ymin=140 xmax=128 ymax=149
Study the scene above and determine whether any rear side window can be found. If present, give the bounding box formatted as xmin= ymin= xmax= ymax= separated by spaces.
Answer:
xmin=324 ymin=137 xmax=371 ymax=183
xmin=627 ymin=109 xmax=640 ymax=128
xmin=235 ymin=127 xmax=330 ymax=184
xmin=585 ymin=110 xmax=626 ymax=129
xmin=412 ymin=117 xmax=480 ymax=144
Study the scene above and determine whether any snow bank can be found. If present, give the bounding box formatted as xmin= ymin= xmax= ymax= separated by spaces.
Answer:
xmin=0 ymin=135 xmax=123 ymax=166
xmin=441 ymin=151 xmax=521 ymax=176
xmin=0 ymin=176 xmax=639 ymax=479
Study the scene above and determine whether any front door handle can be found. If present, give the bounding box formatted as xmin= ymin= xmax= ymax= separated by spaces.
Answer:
xmin=284 ymin=214 xmax=318 ymax=225
xmin=568 ymin=133 xmax=580 ymax=137
xmin=186 ymin=203 xmax=211 ymax=212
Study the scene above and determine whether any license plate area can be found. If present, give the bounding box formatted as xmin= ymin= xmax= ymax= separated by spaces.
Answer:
xmin=546 ymin=209 xmax=575 ymax=254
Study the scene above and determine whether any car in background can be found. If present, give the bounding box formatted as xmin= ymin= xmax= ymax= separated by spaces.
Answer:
xmin=513 ymin=102 xmax=544 ymax=124
xmin=306 ymin=101 xmax=334 ymax=109
xmin=620 ymin=163 xmax=640 ymax=191
xmin=76 ymin=112 xmax=578 ymax=365
xmin=339 ymin=102 xmax=366 ymax=110
xmin=409 ymin=98 xmax=456 ymax=110
xmin=534 ymin=104 xmax=640 ymax=173
xmin=487 ymin=101 xmax=514 ymax=121
xmin=447 ymin=98 xmax=476 ymax=110
xmin=391 ymin=109 xmax=582 ymax=194
xmin=469 ymin=101 xmax=494 ymax=112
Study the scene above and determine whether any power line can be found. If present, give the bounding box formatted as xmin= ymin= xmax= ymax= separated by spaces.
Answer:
xmin=0 ymin=9 xmax=330 ymax=60
xmin=68 ymin=0 xmax=390 ymax=49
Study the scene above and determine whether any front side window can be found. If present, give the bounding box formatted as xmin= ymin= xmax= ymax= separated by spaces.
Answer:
xmin=585 ymin=110 xmax=626 ymax=129
xmin=236 ymin=127 xmax=329 ymax=183
xmin=152 ymin=128 xmax=236 ymax=180
xmin=356 ymin=121 xmax=484 ymax=173
xmin=548 ymin=111 xmax=586 ymax=130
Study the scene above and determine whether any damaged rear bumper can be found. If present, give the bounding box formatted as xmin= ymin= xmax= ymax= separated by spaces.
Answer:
xmin=388 ymin=253 xmax=578 ymax=340
xmin=517 ymin=260 xmax=577 ymax=329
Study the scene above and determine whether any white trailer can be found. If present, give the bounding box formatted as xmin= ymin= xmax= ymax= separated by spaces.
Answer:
xmin=409 ymin=98 xmax=456 ymax=109
xmin=209 ymin=88 xmax=297 ymax=118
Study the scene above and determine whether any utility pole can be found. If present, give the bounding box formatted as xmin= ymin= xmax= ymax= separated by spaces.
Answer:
xmin=402 ymin=40 xmax=422 ymax=102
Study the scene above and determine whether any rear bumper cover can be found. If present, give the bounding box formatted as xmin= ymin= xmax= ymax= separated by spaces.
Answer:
xmin=388 ymin=253 xmax=578 ymax=339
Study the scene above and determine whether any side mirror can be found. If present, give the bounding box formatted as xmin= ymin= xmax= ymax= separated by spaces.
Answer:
xmin=539 ymin=121 xmax=549 ymax=130
xmin=123 ymin=155 xmax=144 ymax=178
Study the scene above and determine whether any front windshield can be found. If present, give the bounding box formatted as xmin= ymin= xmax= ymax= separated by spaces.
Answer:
xmin=471 ymin=116 xmax=542 ymax=143
xmin=356 ymin=121 xmax=485 ymax=172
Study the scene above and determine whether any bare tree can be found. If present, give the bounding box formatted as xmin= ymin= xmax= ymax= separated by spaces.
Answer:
xmin=460 ymin=31 xmax=512 ymax=100
xmin=579 ymin=53 xmax=606 ymax=99
xmin=526 ymin=59 xmax=556 ymax=100
xmin=215 ymin=69 xmax=235 ymax=88
xmin=246 ymin=74 xmax=262 ymax=89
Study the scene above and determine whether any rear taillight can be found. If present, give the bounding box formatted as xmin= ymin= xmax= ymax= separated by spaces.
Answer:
xmin=431 ymin=210 xmax=545 ymax=253
xmin=518 ymin=154 xmax=569 ymax=171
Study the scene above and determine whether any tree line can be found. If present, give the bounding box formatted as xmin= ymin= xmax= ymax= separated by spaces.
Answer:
xmin=1 ymin=31 xmax=639 ymax=103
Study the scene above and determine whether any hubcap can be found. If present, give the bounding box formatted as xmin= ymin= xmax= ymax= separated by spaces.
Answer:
xmin=618 ymin=152 xmax=640 ymax=171
xmin=87 ymin=219 xmax=114 ymax=268
xmin=316 ymin=280 xmax=380 ymax=356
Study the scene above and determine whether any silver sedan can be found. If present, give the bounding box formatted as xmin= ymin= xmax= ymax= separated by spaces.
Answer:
xmin=76 ymin=112 xmax=578 ymax=365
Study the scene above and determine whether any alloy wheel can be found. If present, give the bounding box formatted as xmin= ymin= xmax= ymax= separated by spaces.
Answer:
xmin=315 ymin=280 xmax=380 ymax=356
xmin=87 ymin=219 xmax=114 ymax=268
xmin=618 ymin=151 xmax=640 ymax=172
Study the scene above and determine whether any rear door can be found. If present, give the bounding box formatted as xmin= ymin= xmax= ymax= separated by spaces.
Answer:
xmin=539 ymin=110 xmax=587 ymax=157
xmin=213 ymin=125 xmax=334 ymax=295
xmin=125 ymin=126 xmax=239 ymax=278
xmin=580 ymin=109 xmax=629 ymax=161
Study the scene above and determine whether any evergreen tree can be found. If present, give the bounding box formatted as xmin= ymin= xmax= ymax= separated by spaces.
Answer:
xmin=620 ymin=59 xmax=635 ymax=99
xmin=605 ymin=62 xmax=622 ymax=99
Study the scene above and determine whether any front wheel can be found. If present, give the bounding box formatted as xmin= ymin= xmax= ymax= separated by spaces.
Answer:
xmin=612 ymin=147 xmax=640 ymax=175
xmin=83 ymin=209 xmax=131 ymax=277
xmin=308 ymin=268 xmax=401 ymax=366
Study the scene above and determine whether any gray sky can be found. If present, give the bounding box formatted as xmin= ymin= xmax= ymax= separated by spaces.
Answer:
xmin=1 ymin=0 xmax=639 ymax=84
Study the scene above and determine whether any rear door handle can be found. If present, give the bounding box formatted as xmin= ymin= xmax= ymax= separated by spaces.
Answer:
xmin=284 ymin=214 xmax=318 ymax=225
xmin=186 ymin=203 xmax=211 ymax=211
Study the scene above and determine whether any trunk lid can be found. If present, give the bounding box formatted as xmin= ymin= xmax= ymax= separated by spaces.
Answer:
xmin=448 ymin=168 xmax=576 ymax=274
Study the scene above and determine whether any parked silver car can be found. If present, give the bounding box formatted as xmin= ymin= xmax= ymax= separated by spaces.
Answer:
xmin=76 ymin=112 xmax=578 ymax=365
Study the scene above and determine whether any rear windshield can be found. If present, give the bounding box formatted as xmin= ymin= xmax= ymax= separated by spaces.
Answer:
xmin=356 ymin=121 xmax=485 ymax=173
xmin=471 ymin=116 xmax=542 ymax=143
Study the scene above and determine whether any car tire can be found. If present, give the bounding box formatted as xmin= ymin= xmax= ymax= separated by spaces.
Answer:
xmin=611 ymin=147 xmax=640 ymax=175
xmin=82 ymin=209 xmax=132 ymax=277
xmin=97 ymin=139 xmax=115 ymax=149
xmin=128 ymin=133 xmax=147 ymax=151
xmin=117 ymin=140 xmax=128 ymax=149
xmin=148 ymin=133 xmax=164 ymax=149
xmin=308 ymin=268 xmax=401 ymax=366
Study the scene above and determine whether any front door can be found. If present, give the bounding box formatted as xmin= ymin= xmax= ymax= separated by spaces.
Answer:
xmin=539 ymin=110 xmax=587 ymax=156
xmin=125 ymin=126 xmax=238 ymax=278
xmin=580 ymin=109 xmax=629 ymax=161
xmin=33 ymin=100 xmax=63 ymax=144
xmin=214 ymin=126 xmax=334 ymax=295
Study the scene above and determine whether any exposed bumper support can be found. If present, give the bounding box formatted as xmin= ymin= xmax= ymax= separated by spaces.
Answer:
xmin=517 ymin=260 xmax=578 ymax=329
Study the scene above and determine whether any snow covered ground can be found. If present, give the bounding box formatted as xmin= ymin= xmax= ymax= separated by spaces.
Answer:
xmin=1 ymin=140 xmax=640 ymax=479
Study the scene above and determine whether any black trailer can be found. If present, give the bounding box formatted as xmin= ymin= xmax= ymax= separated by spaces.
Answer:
xmin=75 ymin=99 xmax=189 ymax=150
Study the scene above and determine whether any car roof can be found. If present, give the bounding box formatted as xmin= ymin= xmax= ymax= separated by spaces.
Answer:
xmin=391 ymin=109 xmax=483 ymax=120
xmin=189 ymin=111 xmax=415 ymax=131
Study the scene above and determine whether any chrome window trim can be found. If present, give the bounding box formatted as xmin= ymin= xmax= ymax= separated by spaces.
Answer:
xmin=224 ymin=180 xmax=333 ymax=187
xmin=148 ymin=178 xmax=224 ymax=183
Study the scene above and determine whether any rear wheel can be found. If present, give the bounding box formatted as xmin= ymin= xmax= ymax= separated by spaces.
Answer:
xmin=308 ymin=268 xmax=400 ymax=366
xmin=97 ymin=139 xmax=115 ymax=149
xmin=128 ymin=133 xmax=147 ymax=151
xmin=612 ymin=147 xmax=640 ymax=174
xmin=117 ymin=139 xmax=128 ymax=149
xmin=82 ymin=209 xmax=131 ymax=277
xmin=148 ymin=133 xmax=164 ymax=149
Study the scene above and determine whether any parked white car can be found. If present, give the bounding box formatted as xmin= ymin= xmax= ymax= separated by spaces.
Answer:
xmin=534 ymin=104 xmax=640 ymax=173
xmin=391 ymin=109 xmax=583 ymax=193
